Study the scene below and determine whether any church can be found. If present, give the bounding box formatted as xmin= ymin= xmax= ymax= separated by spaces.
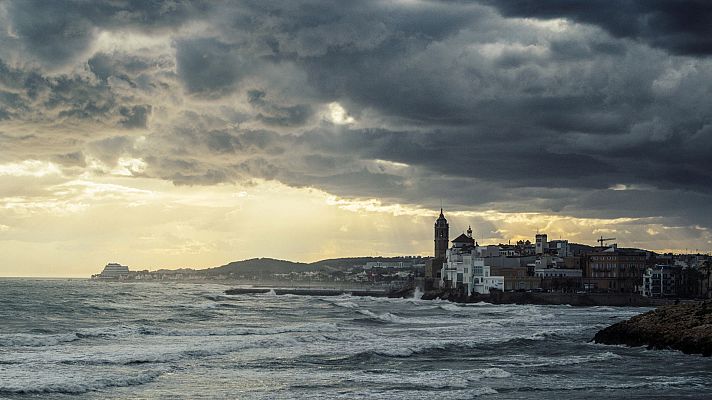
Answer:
xmin=423 ymin=208 xmax=448 ymax=288
xmin=426 ymin=208 xmax=504 ymax=294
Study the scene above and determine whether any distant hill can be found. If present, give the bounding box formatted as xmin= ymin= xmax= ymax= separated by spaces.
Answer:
xmin=204 ymin=258 xmax=319 ymax=275
xmin=568 ymin=243 xmax=596 ymax=255
xmin=203 ymin=256 xmax=423 ymax=275
xmin=310 ymin=256 xmax=419 ymax=269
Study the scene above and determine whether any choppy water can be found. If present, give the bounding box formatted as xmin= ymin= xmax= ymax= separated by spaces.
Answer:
xmin=1 ymin=279 xmax=711 ymax=399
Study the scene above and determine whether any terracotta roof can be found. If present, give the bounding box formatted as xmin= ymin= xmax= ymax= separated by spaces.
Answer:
xmin=452 ymin=233 xmax=474 ymax=243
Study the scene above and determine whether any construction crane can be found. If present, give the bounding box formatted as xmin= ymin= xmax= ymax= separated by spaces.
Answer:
xmin=597 ymin=236 xmax=616 ymax=248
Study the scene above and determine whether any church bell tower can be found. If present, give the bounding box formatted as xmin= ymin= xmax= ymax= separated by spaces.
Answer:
xmin=434 ymin=208 xmax=449 ymax=259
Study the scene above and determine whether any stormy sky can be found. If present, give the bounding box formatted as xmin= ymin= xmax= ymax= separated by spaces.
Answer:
xmin=1 ymin=1 xmax=711 ymax=276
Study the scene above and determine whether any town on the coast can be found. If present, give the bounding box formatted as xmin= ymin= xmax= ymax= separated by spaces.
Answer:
xmin=422 ymin=209 xmax=711 ymax=303
xmin=93 ymin=208 xmax=712 ymax=302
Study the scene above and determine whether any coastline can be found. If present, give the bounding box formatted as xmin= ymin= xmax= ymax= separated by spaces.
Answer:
xmin=222 ymin=284 xmax=693 ymax=307
xmin=421 ymin=290 xmax=685 ymax=307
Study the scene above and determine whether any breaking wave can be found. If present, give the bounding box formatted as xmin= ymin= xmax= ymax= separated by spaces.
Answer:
xmin=438 ymin=303 xmax=463 ymax=312
xmin=355 ymin=309 xmax=409 ymax=323
xmin=0 ymin=321 xmax=340 ymax=348
xmin=0 ymin=327 xmax=133 ymax=347
xmin=3 ymin=280 xmax=710 ymax=398
xmin=516 ymin=351 xmax=623 ymax=368
xmin=0 ymin=370 xmax=162 ymax=395
xmin=330 ymin=300 xmax=359 ymax=309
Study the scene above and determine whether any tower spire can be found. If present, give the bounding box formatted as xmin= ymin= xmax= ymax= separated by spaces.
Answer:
xmin=434 ymin=206 xmax=449 ymax=259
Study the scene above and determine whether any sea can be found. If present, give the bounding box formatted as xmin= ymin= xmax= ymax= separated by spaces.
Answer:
xmin=1 ymin=279 xmax=711 ymax=399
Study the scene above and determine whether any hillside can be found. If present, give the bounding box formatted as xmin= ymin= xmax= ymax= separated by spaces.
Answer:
xmin=203 ymin=258 xmax=321 ymax=275
xmin=309 ymin=256 xmax=417 ymax=270
xmin=203 ymin=256 xmax=421 ymax=275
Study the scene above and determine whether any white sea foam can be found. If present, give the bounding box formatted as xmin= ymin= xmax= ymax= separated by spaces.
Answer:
xmin=4 ymin=280 xmax=710 ymax=398
xmin=0 ymin=333 xmax=81 ymax=347
xmin=0 ymin=368 xmax=163 ymax=394
xmin=332 ymin=301 xmax=359 ymax=309
xmin=464 ymin=301 xmax=495 ymax=306
xmin=139 ymin=322 xmax=340 ymax=337
xmin=514 ymin=351 xmax=623 ymax=368
xmin=0 ymin=329 xmax=338 ymax=366
xmin=0 ymin=321 xmax=341 ymax=351
xmin=0 ymin=326 xmax=139 ymax=347
xmin=356 ymin=309 xmax=409 ymax=323
xmin=438 ymin=303 xmax=463 ymax=312
xmin=475 ymin=367 xmax=512 ymax=379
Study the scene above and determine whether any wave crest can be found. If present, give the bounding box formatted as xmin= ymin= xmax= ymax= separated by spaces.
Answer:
xmin=0 ymin=370 xmax=162 ymax=395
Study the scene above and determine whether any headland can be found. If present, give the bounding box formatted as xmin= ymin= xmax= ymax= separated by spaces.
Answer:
xmin=593 ymin=301 xmax=712 ymax=356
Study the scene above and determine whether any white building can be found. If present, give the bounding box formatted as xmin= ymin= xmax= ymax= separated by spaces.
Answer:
xmin=642 ymin=265 xmax=678 ymax=297
xmin=441 ymin=233 xmax=504 ymax=294
xmin=364 ymin=261 xmax=407 ymax=269
xmin=94 ymin=263 xmax=130 ymax=279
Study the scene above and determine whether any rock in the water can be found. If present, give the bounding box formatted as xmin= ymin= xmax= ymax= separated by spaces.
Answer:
xmin=593 ymin=301 xmax=712 ymax=356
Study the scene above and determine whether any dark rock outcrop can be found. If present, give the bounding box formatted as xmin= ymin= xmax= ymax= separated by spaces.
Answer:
xmin=593 ymin=301 xmax=712 ymax=356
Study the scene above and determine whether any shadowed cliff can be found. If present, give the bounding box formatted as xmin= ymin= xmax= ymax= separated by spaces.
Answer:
xmin=593 ymin=301 xmax=712 ymax=356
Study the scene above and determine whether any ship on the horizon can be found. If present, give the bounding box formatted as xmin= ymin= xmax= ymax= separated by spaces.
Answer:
xmin=91 ymin=263 xmax=130 ymax=280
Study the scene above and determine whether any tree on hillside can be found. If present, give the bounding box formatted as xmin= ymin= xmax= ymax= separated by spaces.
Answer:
xmin=703 ymin=260 xmax=712 ymax=299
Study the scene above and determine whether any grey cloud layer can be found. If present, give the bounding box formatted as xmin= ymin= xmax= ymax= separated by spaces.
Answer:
xmin=484 ymin=0 xmax=712 ymax=56
xmin=2 ymin=0 xmax=712 ymax=239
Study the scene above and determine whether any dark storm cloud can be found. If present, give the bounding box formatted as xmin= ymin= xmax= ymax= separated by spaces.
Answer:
xmin=0 ymin=59 xmax=149 ymax=126
xmin=247 ymin=90 xmax=313 ymax=127
xmin=0 ymin=58 xmax=155 ymax=166
xmin=88 ymin=52 xmax=172 ymax=86
xmin=3 ymin=0 xmax=712 ymax=240
xmin=175 ymin=37 xmax=251 ymax=96
xmin=119 ymin=105 xmax=152 ymax=129
xmin=5 ymin=0 xmax=208 ymax=67
xmin=483 ymin=0 xmax=712 ymax=56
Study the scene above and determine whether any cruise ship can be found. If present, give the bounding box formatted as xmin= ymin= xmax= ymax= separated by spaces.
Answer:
xmin=92 ymin=263 xmax=130 ymax=280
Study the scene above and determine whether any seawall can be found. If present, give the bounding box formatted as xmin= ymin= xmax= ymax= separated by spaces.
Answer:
xmin=224 ymin=286 xmax=687 ymax=307
xmin=224 ymin=287 xmax=390 ymax=297
xmin=422 ymin=290 xmax=683 ymax=307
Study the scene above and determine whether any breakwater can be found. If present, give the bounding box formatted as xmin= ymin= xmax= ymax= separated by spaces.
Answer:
xmin=224 ymin=287 xmax=390 ymax=297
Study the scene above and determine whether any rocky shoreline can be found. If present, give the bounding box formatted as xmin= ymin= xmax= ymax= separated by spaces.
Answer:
xmin=420 ymin=289 xmax=676 ymax=307
xmin=593 ymin=301 xmax=712 ymax=357
xmin=224 ymin=284 xmax=684 ymax=307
